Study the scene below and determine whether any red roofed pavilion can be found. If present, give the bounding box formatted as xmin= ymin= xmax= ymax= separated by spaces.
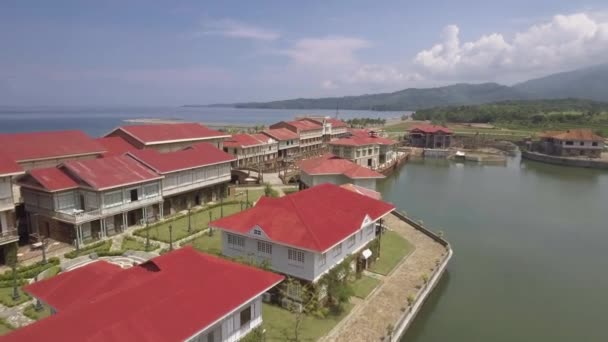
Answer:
xmin=409 ymin=124 xmax=454 ymax=149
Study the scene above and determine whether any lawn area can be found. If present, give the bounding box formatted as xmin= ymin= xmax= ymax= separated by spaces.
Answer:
xmin=0 ymin=319 xmax=14 ymax=335
xmin=182 ymin=232 xmax=222 ymax=255
xmin=352 ymin=275 xmax=381 ymax=299
xmin=135 ymin=203 xmax=243 ymax=243
xmin=64 ymin=240 xmax=112 ymax=258
xmin=370 ymin=231 xmax=414 ymax=276
xmin=23 ymin=303 xmax=52 ymax=321
xmin=121 ymin=236 xmax=160 ymax=252
xmin=228 ymin=189 xmax=264 ymax=203
xmin=0 ymin=286 xmax=31 ymax=307
xmin=262 ymin=303 xmax=353 ymax=342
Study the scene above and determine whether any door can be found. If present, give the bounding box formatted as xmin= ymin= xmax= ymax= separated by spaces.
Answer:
xmin=130 ymin=189 xmax=138 ymax=202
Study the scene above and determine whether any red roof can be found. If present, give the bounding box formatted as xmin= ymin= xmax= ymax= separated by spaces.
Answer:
xmin=96 ymin=137 xmax=138 ymax=157
xmin=127 ymin=144 xmax=235 ymax=174
xmin=223 ymin=134 xmax=267 ymax=148
xmin=329 ymin=134 xmax=396 ymax=147
xmin=340 ymin=183 xmax=382 ymax=200
xmin=325 ymin=118 xmax=348 ymax=128
xmin=211 ymin=183 xmax=395 ymax=252
xmin=63 ymin=155 xmax=162 ymax=190
xmin=0 ymin=130 xmax=104 ymax=162
xmin=409 ymin=124 xmax=453 ymax=134
xmin=22 ymin=167 xmax=79 ymax=192
xmin=298 ymin=154 xmax=385 ymax=179
xmin=540 ymin=129 xmax=603 ymax=142
xmin=262 ymin=128 xmax=299 ymax=141
xmin=108 ymin=123 xmax=228 ymax=145
xmin=7 ymin=248 xmax=284 ymax=342
xmin=0 ymin=153 xmax=23 ymax=176
xmin=288 ymin=120 xmax=323 ymax=131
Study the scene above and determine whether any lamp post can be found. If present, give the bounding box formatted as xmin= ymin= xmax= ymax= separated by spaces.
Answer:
xmin=187 ymin=203 xmax=192 ymax=233
xmin=41 ymin=235 xmax=47 ymax=265
xmin=11 ymin=262 xmax=19 ymax=301
xmin=168 ymin=224 xmax=173 ymax=251
xmin=145 ymin=217 xmax=150 ymax=252
xmin=246 ymin=189 xmax=250 ymax=208
xmin=220 ymin=188 xmax=224 ymax=218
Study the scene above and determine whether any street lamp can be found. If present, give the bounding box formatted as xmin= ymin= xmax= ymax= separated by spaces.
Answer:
xmin=187 ymin=203 xmax=192 ymax=233
xmin=168 ymin=224 xmax=174 ymax=251
xmin=145 ymin=217 xmax=150 ymax=252
xmin=41 ymin=235 xmax=47 ymax=265
xmin=11 ymin=262 xmax=19 ymax=301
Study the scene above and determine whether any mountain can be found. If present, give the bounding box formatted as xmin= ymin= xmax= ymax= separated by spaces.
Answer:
xmin=512 ymin=64 xmax=608 ymax=102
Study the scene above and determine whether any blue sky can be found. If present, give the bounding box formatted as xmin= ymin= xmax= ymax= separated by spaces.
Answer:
xmin=1 ymin=0 xmax=607 ymax=105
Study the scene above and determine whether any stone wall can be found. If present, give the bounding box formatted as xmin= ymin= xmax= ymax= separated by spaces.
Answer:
xmin=521 ymin=150 xmax=608 ymax=169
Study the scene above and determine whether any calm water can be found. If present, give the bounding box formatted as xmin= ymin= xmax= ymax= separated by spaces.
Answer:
xmin=377 ymin=156 xmax=608 ymax=342
xmin=0 ymin=106 xmax=403 ymax=137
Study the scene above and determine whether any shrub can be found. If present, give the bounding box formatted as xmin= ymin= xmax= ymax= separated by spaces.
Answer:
xmin=0 ymin=258 xmax=60 ymax=281
xmin=64 ymin=240 xmax=112 ymax=259
xmin=407 ymin=294 xmax=415 ymax=305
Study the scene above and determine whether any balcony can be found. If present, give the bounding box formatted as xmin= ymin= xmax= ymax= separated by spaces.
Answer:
xmin=0 ymin=228 xmax=18 ymax=245
xmin=162 ymin=175 xmax=230 ymax=197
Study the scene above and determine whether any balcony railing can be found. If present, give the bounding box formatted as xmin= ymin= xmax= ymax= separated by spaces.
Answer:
xmin=0 ymin=228 xmax=18 ymax=245
xmin=162 ymin=175 xmax=230 ymax=197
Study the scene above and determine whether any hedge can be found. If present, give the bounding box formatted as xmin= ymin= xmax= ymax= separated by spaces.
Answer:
xmin=0 ymin=258 xmax=60 ymax=281
xmin=64 ymin=240 xmax=112 ymax=259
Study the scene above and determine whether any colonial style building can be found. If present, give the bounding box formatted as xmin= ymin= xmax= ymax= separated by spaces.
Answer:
xmin=105 ymin=123 xmax=230 ymax=152
xmin=95 ymin=136 xmax=138 ymax=157
xmin=210 ymin=184 xmax=395 ymax=283
xmin=262 ymin=128 xmax=300 ymax=160
xmin=223 ymin=134 xmax=278 ymax=168
xmin=0 ymin=154 xmax=24 ymax=258
xmin=127 ymin=143 xmax=235 ymax=215
xmin=4 ymin=247 xmax=284 ymax=342
xmin=298 ymin=117 xmax=349 ymax=142
xmin=409 ymin=124 xmax=453 ymax=149
xmin=18 ymin=155 xmax=164 ymax=246
xmin=298 ymin=154 xmax=385 ymax=190
xmin=538 ymin=129 xmax=605 ymax=158
xmin=270 ymin=120 xmax=324 ymax=154
xmin=329 ymin=130 xmax=397 ymax=169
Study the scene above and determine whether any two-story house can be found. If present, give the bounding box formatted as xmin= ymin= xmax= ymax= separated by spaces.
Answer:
xmin=223 ymin=134 xmax=278 ymax=168
xmin=0 ymin=154 xmax=24 ymax=259
xmin=329 ymin=130 xmax=397 ymax=169
xmin=127 ymin=143 xmax=235 ymax=215
xmin=299 ymin=117 xmax=349 ymax=142
xmin=105 ymin=123 xmax=230 ymax=152
xmin=269 ymin=120 xmax=324 ymax=154
xmin=298 ymin=154 xmax=385 ymax=190
xmin=5 ymin=247 xmax=284 ymax=342
xmin=18 ymin=155 xmax=163 ymax=246
xmin=538 ymin=129 xmax=605 ymax=158
xmin=262 ymin=128 xmax=300 ymax=160
xmin=210 ymin=184 xmax=395 ymax=284
xmin=408 ymin=124 xmax=453 ymax=149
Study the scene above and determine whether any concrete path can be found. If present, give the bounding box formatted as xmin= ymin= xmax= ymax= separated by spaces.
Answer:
xmin=0 ymin=301 xmax=34 ymax=329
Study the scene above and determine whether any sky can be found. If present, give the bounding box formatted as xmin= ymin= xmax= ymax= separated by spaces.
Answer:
xmin=1 ymin=0 xmax=608 ymax=106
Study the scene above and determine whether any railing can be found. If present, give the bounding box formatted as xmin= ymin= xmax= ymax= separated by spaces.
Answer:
xmin=0 ymin=197 xmax=13 ymax=210
xmin=163 ymin=175 xmax=231 ymax=197
xmin=0 ymin=228 xmax=18 ymax=244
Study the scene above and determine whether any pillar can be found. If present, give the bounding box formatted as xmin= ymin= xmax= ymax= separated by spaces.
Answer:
xmin=159 ymin=202 xmax=164 ymax=219
xmin=100 ymin=219 xmax=105 ymax=239
xmin=76 ymin=225 xmax=83 ymax=246
xmin=122 ymin=212 xmax=127 ymax=230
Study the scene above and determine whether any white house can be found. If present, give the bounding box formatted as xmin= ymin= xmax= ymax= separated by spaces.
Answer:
xmin=222 ymin=133 xmax=278 ymax=168
xmin=0 ymin=154 xmax=24 ymax=258
xmin=5 ymin=247 xmax=284 ymax=342
xmin=210 ymin=183 xmax=395 ymax=283
xmin=298 ymin=154 xmax=385 ymax=190
xmin=329 ymin=130 xmax=397 ymax=169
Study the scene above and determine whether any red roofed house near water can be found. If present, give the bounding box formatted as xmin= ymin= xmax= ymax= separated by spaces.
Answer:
xmin=298 ymin=154 xmax=385 ymax=190
xmin=127 ymin=143 xmax=235 ymax=215
xmin=0 ymin=153 xmax=24 ymax=250
xmin=408 ymin=124 xmax=454 ymax=149
xmin=329 ymin=130 xmax=397 ymax=169
xmin=262 ymin=128 xmax=300 ymax=159
xmin=3 ymin=247 xmax=284 ymax=342
xmin=538 ymin=129 xmax=605 ymax=158
xmin=297 ymin=117 xmax=349 ymax=142
xmin=210 ymin=183 xmax=395 ymax=282
xmin=95 ymin=136 xmax=139 ymax=157
xmin=105 ymin=122 xmax=230 ymax=152
xmin=17 ymin=155 xmax=164 ymax=246
xmin=222 ymin=133 xmax=278 ymax=169
xmin=269 ymin=120 xmax=324 ymax=154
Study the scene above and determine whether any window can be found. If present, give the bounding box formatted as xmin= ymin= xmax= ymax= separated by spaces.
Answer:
xmin=227 ymin=233 xmax=245 ymax=248
xmin=56 ymin=192 xmax=76 ymax=211
xmin=288 ymin=248 xmax=305 ymax=264
xmin=333 ymin=243 xmax=342 ymax=257
xmin=347 ymin=235 xmax=356 ymax=247
xmin=593 ymin=142 xmax=599 ymax=146
xmin=253 ymin=228 xmax=262 ymax=236
xmin=579 ymin=141 xmax=585 ymax=146
xmin=287 ymin=282 xmax=302 ymax=299
xmin=206 ymin=330 xmax=215 ymax=342
xmin=104 ymin=191 xmax=123 ymax=208
xmin=240 ymin=306 xmax=251 ymax=328
xmin=565 ymin=141 xmax=574 ymax=146
xmin=367 ymin=224 xmax=374 ymax=235
xmin=257 ymin=241 xmax=272 ymax=255
xmin=129 ymin=189 xmax=139 ymax=202
xmin=319 ymin=253 xmax=327 ymax=266
xmin=144 ymin=184 xmax=159 ymax=198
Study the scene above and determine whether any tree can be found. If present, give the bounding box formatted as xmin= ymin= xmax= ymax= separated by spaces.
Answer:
xmin=278 ymin=278 xmax=324 ymax=342
xmin=320 ymin=258 xmax=354 ymax=314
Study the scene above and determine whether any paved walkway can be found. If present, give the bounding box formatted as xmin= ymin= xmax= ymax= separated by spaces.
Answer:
xmin=322 ymin=213 xmax=447 ymax=342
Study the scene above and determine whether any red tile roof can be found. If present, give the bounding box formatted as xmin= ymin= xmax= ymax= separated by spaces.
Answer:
xmin=211 ymin=183 xmax=395 ymax=252
xmin=0 ymin=153 xmax=23 ymax=177
xmin=329 ymin=134 xmax=396 ymax=147
xmin=0 ymin=130 xmax=104 ymax=162
xmin=23 ymin=167 xmax=79 ymax=192
xmin=223 ymin=134 xmax=267 ymax=148
xmin=262 ymin=128 xmax=299 ymax=141
xmin=409 ymin=124 xmax=453 ymax=134
xmin=298 ymin=154 xmax=385 ymax=179
xmin=127 ymin=143 xmax=235 ymax=174
xmin=107 ymin=123 xmax=229 ymax=145
xmin=325 ymin=118 xmax=348 ymax=128
xmin=340 ymin=183 xmax=382 ymax=200
xmin=7 ymin=248 xmax=284 ymax=342
xmin=63 ymin=155 xmax=162 ymax=190
xmin=288 ymin=120 xmax=323 ymax=131
xmin=540 ymin=129 xmax=603 ymax=142
xmin=95 ymin=137 xmax=138 ymax=157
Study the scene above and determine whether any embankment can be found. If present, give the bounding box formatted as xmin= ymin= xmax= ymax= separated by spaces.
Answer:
xmin=521 ymin=151 xmax=608 ymax=169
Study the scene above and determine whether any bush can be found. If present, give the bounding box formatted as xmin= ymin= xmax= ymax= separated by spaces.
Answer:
xmin=0 ymin=258 xmax=60 ymax=281
xmin=283 ymin=188 xmax=299 ymax=195
xmin=64 ymin=240 xmax=112 ymax=259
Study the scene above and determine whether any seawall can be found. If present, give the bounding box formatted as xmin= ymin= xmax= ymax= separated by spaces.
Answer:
xmin=521 ymin=151 xmax=608 ymax=170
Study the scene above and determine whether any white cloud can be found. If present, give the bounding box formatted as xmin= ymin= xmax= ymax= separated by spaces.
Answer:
xmin=281 ymin=36 xmax=371 ymax=68
xmin=197 ymin=19 xmax=280 ymax=41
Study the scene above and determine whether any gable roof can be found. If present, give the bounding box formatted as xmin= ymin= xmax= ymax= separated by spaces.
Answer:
xmin=271 ymin=120 xmax=322 ymax=132
xmin=210 ymin=183 xmax=395 ymax=253
xmin=0 ymin=130 xmax=104 ymax=162
xmin=298 ymin=154 xmax=385 ymax=179
xmin=340 ymin=183 xmax=382 ymax=200
xmin=106 ymin=123 xmax=229 ymax=145
xmin=223 ymin=134 xmax=267 ymax=148
xmin=329 ymin=134 xmax=396 ymax=147
xmin=95 ymin=137 xmax=138 ymax=157
xmin=63 ymin=155 xmax=162 ymax=190
xmin=0 ymin=153 xmax=23 ymax=177
xmin=540 ymin=129 xmax=603 ymax=142
xmin=127 ymin=143 xmax=235 ymax=174
xmin=262 ymin=128 xmax=299 ymax=141
xmin=6 ymin=248 xmax=284 ymax=342
xmin=20 ymin=167 xmax=80 ymax=192
xmin=325 ymin=118 xmax=348 ymax=128
xmin=409 ymin=124 xmax=453 ymax=134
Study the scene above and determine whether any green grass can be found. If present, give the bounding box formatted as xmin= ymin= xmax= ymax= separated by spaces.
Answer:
xmin=135 ymin=203 xmax=243 ymax=243
xmin=121 ymin=236 xmax=160 ymax=252
xmin=352 ymin=275 xmax=381 ymax=299
xmin=23 ymin=303 xmax=52 ymax=321
xmin=43 ymin=265 xmax=61 ymax=279
xmin=370 ymin=231 xmax=414 ymax=275
xmin=0 ymin=319 xmax=14 ymax=335
xmin=228 ymin=189 xmax=265 ymax=203
xmin=0 ymin=287 xmax=31 ymax=307
xmin=183 ymin=232 xmax=222 ymax=255
xmin=262 ymin=303 xmax=354 ymax=342
xmin=64 ymin=240 xmax=112 ymax=259
xmin=282 ymin=187 xmax=299 ymax=196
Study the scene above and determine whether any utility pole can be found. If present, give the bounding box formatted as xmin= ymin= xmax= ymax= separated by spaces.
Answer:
xmin=168 ymin=224 xmax=173 ymax=251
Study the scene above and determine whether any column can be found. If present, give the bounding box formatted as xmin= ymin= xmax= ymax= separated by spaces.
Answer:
xmin=122 ymin=212 xmax=127 ymax=230
xmin=142 ymin=207 xmax=147 ymax=225
xmin=77 ymin=225 xmax=83 ymax=246
xmin=159 ymin=202 xmax=164 ymax=219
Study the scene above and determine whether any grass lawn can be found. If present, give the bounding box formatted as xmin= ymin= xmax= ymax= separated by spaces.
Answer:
xmin=121 ymin=237 xmax=159 ymax=252
xmin=228 ymin=189 xmax=265 ymax=203
xmin=0 ymin=287 xmax=31 ymax=307
xmin=23 ymin=303 xmax=52 ymax=321
xmin=262 ymin=303 xmax=353 ymax=342
xmin=0 ymin=319 xmax=14 ymax=335
xmin=370 ymin=231 xmax=414 ymax=276
xmin=183 ymin=232 xmax=222 ymax=255
xmin=64 ymin=240 xmax=112 ymax=258
xmin=352 ymin=275 xmax=381 ymax=299
xmin=136 ymin=203 xmax=243 ymax=243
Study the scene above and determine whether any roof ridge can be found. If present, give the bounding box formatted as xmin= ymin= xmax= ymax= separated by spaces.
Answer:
xmin=286 ymin=194 xmax=324 ymax=251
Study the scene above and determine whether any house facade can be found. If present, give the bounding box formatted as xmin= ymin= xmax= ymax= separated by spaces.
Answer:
xmin=299 ymin=117 xmax=349 ymax=142
xmin=127 ymin=143 xmax=235 ymax=215
xmin=329 ymin=130 xmax=397 ymax=169
xmin=298 ymin=154 xmax=385 ymax=190
xmin=409 ymin=124 xmax=453 ymax=149
xmin=262 ymin=128 xmax=300 ymax=160
xmin=270 ymin=120 xmax=324 ymax=154
xmin=5 ymin=248 xmax=284 ymax=342
xmin=538 ymin=129 xmax=605 ymax=158
xmin=0 ymin=155 xmax=24 ymax=257
xmin=105 ymin=123 xmax=230 ymax=152
xmin=223 ymin=134 xmax=279 ymax=168
xmin=18 ymin=156 xmax=163 ymax=246
xmin=210 ymin=184 xmax=395 ymax=283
